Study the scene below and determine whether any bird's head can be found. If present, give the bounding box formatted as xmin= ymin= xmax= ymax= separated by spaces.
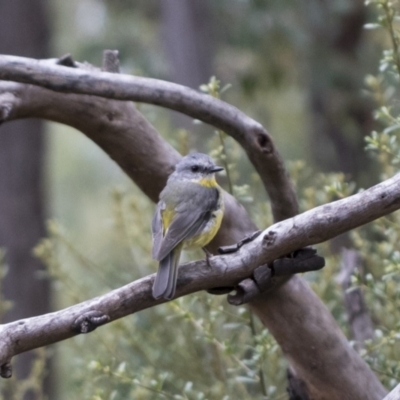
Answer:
xmin=174 ymin=153 xmax=224 ymax=185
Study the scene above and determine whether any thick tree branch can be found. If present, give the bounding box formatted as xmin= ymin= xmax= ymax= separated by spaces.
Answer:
xmin=0 ymin=173 xmax=398 ymax=398
xmin=0 ymin=55 xmax=388 ymax=398
xmin=0 ymin=54 xmax=298 ymax=221
xmin=0 ymin=79 xmax=254 ymax=253
xmin=383 ymin=383 xmax=400 ymax=400
xmin=0 ymin=80 xmax=179 ymax=205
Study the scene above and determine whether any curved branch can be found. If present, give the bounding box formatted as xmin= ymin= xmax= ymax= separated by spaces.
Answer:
xmin=0 ymin=172 xmax=398 ymax=397
xmin=0 ymin=79 xmax=255 ymax=253
xmin=0 ymin=56 xmax=389 ymax=398
xmin=0 ymin=54 xmax=298 ymax=221
xmin=0 ymin=80 xmax=179 ymax=204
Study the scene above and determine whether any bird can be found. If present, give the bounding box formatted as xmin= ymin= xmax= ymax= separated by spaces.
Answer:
xmin=151 ymin=153 xmax=225 ymax=300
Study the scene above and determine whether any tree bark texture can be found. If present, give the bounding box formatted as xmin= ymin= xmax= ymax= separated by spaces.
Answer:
xmin=0 ymin=170 xmax=398 ymax=397
xmin=0 ymin=2 xmax=51 ymax=399
xmin=0 ymin=55 xmax=390 ymax=399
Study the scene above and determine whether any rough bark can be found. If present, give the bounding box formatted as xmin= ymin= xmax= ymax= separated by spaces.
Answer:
xmin=252 ymin=278 xmax=382 ymax=400
xmin=287 ymin=368 xmax=310 ymax=400
xmin=0 ymin=56 xmax=389 ymax=399
xmin=0 ymin=2 xmax=51 ymax=399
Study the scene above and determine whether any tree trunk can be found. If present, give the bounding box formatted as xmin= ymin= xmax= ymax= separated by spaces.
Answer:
xmin=0 ymin=1 xmax=51 ymax=399
xmin=160 ymin=0 xmax=214 ymax=148
xmin=303 ymin=0 xmax=377 ymax=185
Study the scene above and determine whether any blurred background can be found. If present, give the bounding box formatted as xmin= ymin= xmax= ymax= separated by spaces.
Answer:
xmin=1 ymin=0 xmax=400 ymax=399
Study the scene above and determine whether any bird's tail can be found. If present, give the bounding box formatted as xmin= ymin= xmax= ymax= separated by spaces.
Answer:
xmin=152 ymin=245 xmax=182 ymax=300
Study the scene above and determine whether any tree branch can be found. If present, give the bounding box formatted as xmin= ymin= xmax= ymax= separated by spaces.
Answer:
xmin=0 ymin=79 xmax=255 ymax=254
xmin=0 ymin=55 xmax=389 ymax=398
xmin=0 ymin=172 xmax=398 ymax=398
xmin=0 ymin=79 xmax=179 ymax=204
xmin=0 ymin=54 xmax=298 ymax=221
xmin=383 ymin=383 xmax=400 ymax=400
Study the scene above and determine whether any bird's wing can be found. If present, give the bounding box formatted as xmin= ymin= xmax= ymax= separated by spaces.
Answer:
xmin=153 ymin=186 xmax=220 ymax=261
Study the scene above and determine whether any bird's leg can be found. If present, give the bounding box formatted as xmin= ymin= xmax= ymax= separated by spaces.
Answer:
xmin=207 ymin=230 xmax=263 ymax=295
xmin=202 ymin=247 xmax=213 ymax=268
xmin=203 ymin=247 xmax=237 ymax=294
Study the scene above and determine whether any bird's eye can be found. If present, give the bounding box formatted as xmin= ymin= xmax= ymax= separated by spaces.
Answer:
xmin=191 ymin=165 xmax=200 ymax=172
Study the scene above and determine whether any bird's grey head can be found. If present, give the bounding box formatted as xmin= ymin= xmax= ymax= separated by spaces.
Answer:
xmin=173 ymin=153 xmax=223 ymax=180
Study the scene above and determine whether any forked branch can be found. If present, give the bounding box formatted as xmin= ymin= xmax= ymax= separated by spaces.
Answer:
xmin=0 ymin=54 xmax=389 ymax=399
xmin=0 ymin=172 xmax=399 ymax=390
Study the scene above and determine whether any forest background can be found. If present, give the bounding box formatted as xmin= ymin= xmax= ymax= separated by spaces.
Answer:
xmin=1 ymin=0 xmax=399 ymax=399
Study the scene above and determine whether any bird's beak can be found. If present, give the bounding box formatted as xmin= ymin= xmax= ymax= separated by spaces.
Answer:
xmin=210 ymin=166 xmax=224 ymax=173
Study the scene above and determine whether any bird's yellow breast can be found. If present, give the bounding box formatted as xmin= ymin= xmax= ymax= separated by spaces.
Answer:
xmin=160 ymin=177 xmax=224 ymax=249
xmin=194 ymin=176 xmax=218 ymax=188
xmin=184 ymin=207 xmax=224 ymax=249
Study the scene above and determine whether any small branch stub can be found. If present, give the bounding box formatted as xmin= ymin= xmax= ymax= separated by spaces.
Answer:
xmin=0 ymin=362 xmax=12 ymax=379
xmin=228 ymin=278 xmax=261 ymax=305
xmin=102 ymin=50 xmax=120 ymax=73
xmin=72 ymin=311 xmax=110 ymax=334
xmin=227 ymin=248 xmax=324 ymax=305
xmin=57 ymin=54 xmax=76 ymax=68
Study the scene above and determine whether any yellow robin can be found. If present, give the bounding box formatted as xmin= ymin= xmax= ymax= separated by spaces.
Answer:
xmin=152 ymin=153 xmax=224 ymax=299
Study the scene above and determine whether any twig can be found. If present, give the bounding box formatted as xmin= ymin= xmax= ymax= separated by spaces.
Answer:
xmin=217 ymin=130 xmax=234 ymax=195
xmin=382 ymin=1 xmax=400 ymax=78
xmin=338 ymin=248 xmax=375 ymax=348
xmin=249 ymin=311 xmax=268 ymax=396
